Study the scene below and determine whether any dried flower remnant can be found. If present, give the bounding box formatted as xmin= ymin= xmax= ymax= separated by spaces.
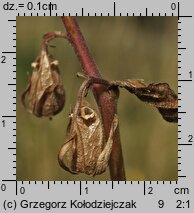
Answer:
xmin=110 ymin=79 xmax=178 ymax=122
xmin=21 ymin=43 xmax=65 ymax=118
xmin=58 ymin=79 xmax=118 ymax=176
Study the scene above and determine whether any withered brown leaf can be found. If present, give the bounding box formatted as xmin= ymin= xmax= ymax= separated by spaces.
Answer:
xmin=21 ymin=44 xmax=65 ymax=117
xmin=58 ymin=79 xmax=118 ymax=176
xmin=110 ymin=79 xmax=178 ymax=122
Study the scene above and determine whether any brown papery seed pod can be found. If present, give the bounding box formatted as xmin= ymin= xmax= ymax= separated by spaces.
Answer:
xmin=58 ymin=79 xmax=118 ymax=176
xmin=21 ymin=43 xmax=65 ymax=118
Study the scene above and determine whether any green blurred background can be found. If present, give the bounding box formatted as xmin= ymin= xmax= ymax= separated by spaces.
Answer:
xmin=17 ymin=17 xmax=177 ymax=181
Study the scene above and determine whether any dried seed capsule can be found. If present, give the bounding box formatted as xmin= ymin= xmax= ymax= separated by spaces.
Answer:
xmin=58 ymin=79 xmax=118 ymax=176
xmin=22 ymin=44 xmax=65 ymax=117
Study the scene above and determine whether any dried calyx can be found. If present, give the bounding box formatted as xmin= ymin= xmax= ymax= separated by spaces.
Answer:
xmin=58 ymin=78 xmax=118 ymax=176
xmin=21 ymin=32 xmax=67 ymax=118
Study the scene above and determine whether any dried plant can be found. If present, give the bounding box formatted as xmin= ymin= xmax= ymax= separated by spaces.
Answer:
xmin=21 ymin=35 xmax=65 ymax=118
xmin=110 ymin=79 xmax=178 ymax=122
xmin=58 ymin=78 xmax=118 ymax=176
xmin=22 ymin=17 xmax=177 ymax=181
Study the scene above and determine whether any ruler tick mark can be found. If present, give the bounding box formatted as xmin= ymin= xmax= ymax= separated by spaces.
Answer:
xmin=2 ymin=115 xmax=16 ymax=118
xmin=178 ymin=143 xmax=192 ymax=146
xmin=48 ymin=181 xmax=50 ymax=189
xmin=79 ymin=181 xmax=82 ymax=195
xmin=114 ymin=2 xmax=116 ymax=16
xmin=2 ymin=51 xmax=16 ymax=54
xmin=178 ymin=2 xmax=180 ymax=20
xmin=179 ymin=15 xmax=192 ymax=18
xmin=143 ymin=181 xmax=146 ymax=195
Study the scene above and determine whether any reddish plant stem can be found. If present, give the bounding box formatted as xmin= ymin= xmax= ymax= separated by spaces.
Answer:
xmin=61 ymin=17 xmax=126 ymax=180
